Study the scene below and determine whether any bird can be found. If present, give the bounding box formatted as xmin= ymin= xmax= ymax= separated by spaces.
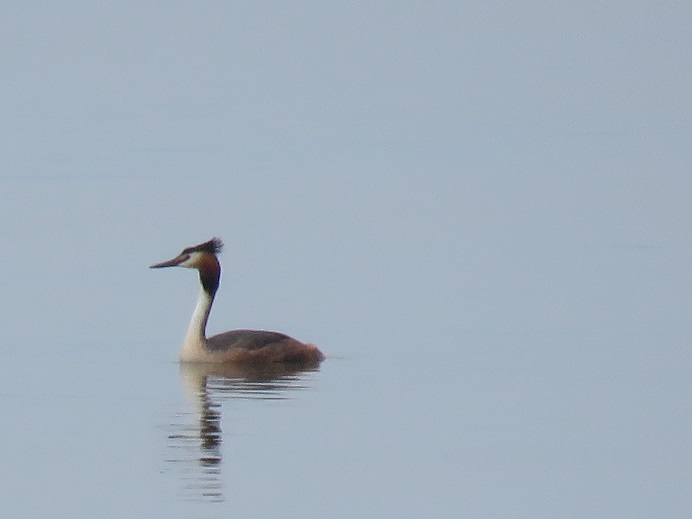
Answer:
xmin=150 ymin=238 xmax=324 ymax=365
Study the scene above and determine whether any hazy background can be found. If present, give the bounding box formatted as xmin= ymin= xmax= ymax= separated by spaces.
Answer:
xmin=1 ymin=2 xmax=691 ymax=518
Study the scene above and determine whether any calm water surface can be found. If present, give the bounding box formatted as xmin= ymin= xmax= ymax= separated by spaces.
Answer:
xmin=2 ymin=3 xmax=691 ymax=517
xmin=1 ymin=316 xmax=690 ymax=518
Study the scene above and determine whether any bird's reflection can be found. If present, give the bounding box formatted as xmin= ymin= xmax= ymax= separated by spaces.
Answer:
xmin=166 ymin=361 xmax=321 ymax=503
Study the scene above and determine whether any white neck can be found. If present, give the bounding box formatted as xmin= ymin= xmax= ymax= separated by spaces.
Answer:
xmin=180 ymin=287 xmax=214 ymax=361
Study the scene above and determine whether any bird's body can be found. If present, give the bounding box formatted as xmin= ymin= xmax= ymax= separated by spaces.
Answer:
xmin=151 ymin=238 xmax=324 ymax=366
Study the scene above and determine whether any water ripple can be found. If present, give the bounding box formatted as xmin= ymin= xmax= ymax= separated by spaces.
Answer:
xmin=164 ymin=362 xmax=321 ymax=504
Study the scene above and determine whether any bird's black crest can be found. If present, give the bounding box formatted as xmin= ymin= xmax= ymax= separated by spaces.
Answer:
xmin=183 ymin=237 xmax=224 ymax=255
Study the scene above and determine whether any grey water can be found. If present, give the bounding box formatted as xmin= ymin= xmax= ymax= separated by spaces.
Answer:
xmin=1 ymin=3 xmax=692 ymax=518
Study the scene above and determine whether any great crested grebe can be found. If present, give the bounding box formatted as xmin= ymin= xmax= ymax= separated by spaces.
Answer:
xmin=151 ymin=238 xmax=324 ymax=365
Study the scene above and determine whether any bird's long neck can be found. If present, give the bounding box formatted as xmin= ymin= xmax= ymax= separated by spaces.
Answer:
xmin=180 ymin=255 xmax=220 ymax=360
xmin=184 ymin=286 xmax=215 ymax=344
